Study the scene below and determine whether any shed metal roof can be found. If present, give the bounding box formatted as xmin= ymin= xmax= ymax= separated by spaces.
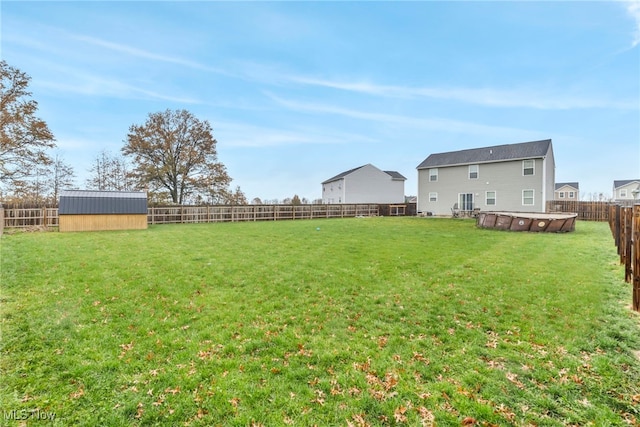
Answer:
xmin=416 ymin=139 xmax=552 ymax=169
xmin=59 ymin=190 xmax=148 ymax=215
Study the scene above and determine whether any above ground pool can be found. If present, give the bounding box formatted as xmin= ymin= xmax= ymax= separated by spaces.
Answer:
xmin=476 ymin=211 xmax=577 ymax=232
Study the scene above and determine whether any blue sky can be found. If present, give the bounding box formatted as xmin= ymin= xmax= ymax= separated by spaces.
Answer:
xmin=2 ymin=1 xmax=639 ymax=202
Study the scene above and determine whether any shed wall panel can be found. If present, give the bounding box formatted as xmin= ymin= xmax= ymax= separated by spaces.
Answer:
xmin=59 ymin=214 xmax=148 ymax=232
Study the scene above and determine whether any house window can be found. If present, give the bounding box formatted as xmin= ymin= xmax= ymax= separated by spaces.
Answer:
xmin=569 ymin=191 xmax=575 ymax=198
xmin=485 ymin=191 xmax=496 ymax=206
xmin=469 ymin=164 xmax=479 ymax=179
xmin=523 ymin=189 xmax=534 ymax=206
xmin=523 ymin=160 xmax=535 ymax=176
xmin=323 ymin=185 xmax=326 ymax=192
xmin=429 ymin=168 xmax=438 ymax=182
xmin=429 ymin=192 xmax=438 ymax=202
xmin=620 ymin=189 xmax=627 ymax=198
xmin=559 ymin=192 xmax=565 ymax=198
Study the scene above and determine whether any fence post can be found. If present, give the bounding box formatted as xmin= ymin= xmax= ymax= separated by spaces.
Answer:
xmin=633 ymin=205 xmax=640 ymax=312
xmin=624 ymin=207 xmax=633 ymax=282
xmin=0 ymin=207 xmax=4 ymax=236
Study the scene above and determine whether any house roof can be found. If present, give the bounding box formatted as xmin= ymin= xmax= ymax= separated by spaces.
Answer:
xmin=322 ymin=165 xmax=365 ymax=184
xmin=613 ymin=179 xmax=640 ymax=189
xmin=555 ymin=182 xmax=579 ymax=191
xmin=322 ymin=164 xmax=406 ymax=184
xmin=384 ymin=171 xmax=407 ymax=181
xmin=416 ymin=139 xmax=552 ymax=169
xmin=59 ymin=190 xmax=147 ymax=215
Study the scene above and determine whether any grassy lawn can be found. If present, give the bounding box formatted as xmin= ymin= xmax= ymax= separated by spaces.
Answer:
xmin=1 ymin=217 xmax=639 ymax=426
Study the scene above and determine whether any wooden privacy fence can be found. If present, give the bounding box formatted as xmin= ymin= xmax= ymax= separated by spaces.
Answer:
xmin=0 ymin=204 xmax=383 ymax=232
xmin=546 ymin=200 xmax=611 ymax=221
xmin=608 ymin=204 xmax=640 ymax=312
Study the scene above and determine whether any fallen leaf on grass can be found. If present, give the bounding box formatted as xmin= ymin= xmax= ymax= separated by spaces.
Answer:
xmin=70 ymin=387 xmax=85 ymax=399
xmin=229 ymin=397 xmax=240 ymax=408
xmin=347 ymin=413 xmax=371 ymax=427
xmin=394 ymin=406 xmax=408 ymax=423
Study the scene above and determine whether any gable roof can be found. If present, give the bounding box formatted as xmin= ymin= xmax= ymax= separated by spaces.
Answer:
xmin=384 ymin=171 xmax=407 ymax=181
xmin=555 ymin=182 xmax=579 ymax=191
xmin=416 ymin=139 xmax=552 ymax=169
xmin=613 ymin=179 xmax=640 ymax=189
xmin=59 ymin=190 xmax=147 ymax=215
xmin=322 ymin=165 xmax=366 ymax=184
xmin=322 ymin=164 xmax=406 ymax=184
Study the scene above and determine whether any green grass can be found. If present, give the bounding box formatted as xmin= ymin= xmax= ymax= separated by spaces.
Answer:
xmin=1 ymin=217 xmax=639 ymax=426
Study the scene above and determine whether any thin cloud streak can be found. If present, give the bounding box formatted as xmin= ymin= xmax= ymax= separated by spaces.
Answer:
xmin=68 ymin=33 xmax=223 ymax=73
xmin=287 ymin=75 xmax=636 ymax=110
xmin=216 ymin=120 xmax=378 ymax=148
xmin=266 ymin=93 xmax=539 ymax=140
xmin=38 ymin=75 xmax=200 ymax=104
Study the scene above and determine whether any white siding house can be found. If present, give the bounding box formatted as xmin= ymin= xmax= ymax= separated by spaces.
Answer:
xmin=322 ymin=164 xmax=406 ymax=204
xmin=554 ymin=182 xmax=579 ymax=200
xmin=416 ymin=139 xmax=555 ymax=216
xmin=613 ymin=180 xmax=640 ymax=204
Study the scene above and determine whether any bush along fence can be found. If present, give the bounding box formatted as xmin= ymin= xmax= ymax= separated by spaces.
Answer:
xmin=608 ymin=204 xmax=640 ymax=312
xmin=0 ymin=203 xmax=420 ymax=233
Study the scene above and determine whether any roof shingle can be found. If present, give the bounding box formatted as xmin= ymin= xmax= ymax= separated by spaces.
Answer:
xmin=416 ymin=139 xmax=552 ymax=169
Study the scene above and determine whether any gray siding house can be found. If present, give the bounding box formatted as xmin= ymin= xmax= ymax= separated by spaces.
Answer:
xmin=416 ymin=139 xmax=555 ymax=216
xmin=322 ymin=164 xmax=406 ymax=204
xmin=613 ymin=179 xmax=640 ymax=204
xmin=554 ymin=182 xmax=579 ymax=200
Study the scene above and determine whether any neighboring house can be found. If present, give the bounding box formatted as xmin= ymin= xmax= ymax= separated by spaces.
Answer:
xmin=59 ymin=190 xmax=148 ymax=232
xmin=322 ymin=164 xmax=406 ymax=204
xmin=554 ymin=182 xmax=579 ymax=200
xmin=416 ymin=139 xmax=555 ymax=216
xmin=613 ymin=179 xmax=640 ymax=204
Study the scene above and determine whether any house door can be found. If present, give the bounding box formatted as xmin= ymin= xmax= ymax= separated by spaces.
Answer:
xmin=459 ymin=193 xmax=474 ymax=211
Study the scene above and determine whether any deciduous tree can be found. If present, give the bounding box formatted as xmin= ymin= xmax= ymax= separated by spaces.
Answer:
xmin=123 ymin=109 xmax=232 ymax=204
xmin=51 ymin=154 xmax=76 ymax=202
xmin=86 ymin=150 xmax=132 ymax=191
xmin=0 ymin=60 xmax=55 ymax=188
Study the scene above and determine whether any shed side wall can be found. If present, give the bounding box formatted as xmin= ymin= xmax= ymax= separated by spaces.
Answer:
xmin=59 ymin=214 xmax=148 ymax=232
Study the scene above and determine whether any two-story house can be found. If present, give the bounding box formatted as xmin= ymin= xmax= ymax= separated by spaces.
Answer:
xmin=554 ymin=182 xmax=579 ymax=200
xmin=613 ymin=179 xmax=640 ymax=204
xmin=416 ymin=139 xmax=555 ymax=216
xmin=322 ymin=164 xmax=406 ymax=204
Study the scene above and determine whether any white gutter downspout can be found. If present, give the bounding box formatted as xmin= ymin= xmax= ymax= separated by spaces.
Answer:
xmin=541 ymin=156 xmax=546 ymax=213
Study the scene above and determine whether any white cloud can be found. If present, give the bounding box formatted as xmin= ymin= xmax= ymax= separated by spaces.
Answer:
xmin=68 ymin=33 xmax=227 ymax=74
xmin=30 ymin=59 xmax=201 ymax=104
xmin=623 ymin=0 xmax=640 ymax=47
xmin=215 ymin=120 xmax=377 ymax=148
xmin=265 ymin=93 xmax=542 ymax=140
xmin=285 ymin=75 xmax=636 ymax=110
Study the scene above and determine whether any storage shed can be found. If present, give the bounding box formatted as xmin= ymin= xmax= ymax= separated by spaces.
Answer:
xmin=59 ymin=190 xmax=148 ymax=232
